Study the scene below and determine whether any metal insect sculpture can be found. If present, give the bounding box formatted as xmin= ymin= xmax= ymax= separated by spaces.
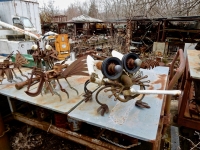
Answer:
xmin=14 ymin=44 xmax=57 ymax=90
xmin=22 ymin=56 xmax=88 ymax=101
xmin=31 ymin=44 xmax=58 ymax=69
xmin=84 ymin=50 xmax=181 ymax=116
xmin=0 ymin=51 xmax=29 ymax=84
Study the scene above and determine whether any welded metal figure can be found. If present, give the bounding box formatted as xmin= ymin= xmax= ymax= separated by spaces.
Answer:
xmin=84 ymin=51 xmax=181 ymax=116
xmin=0 ymin=51 xmax=29 ymax=84
xmin=84 ymin=53 xmax=151 ymax=116
xmin=31 ymin=44 xmax=58 ymax=69
xmin=24 ymin=56 xmax=88 ymax=101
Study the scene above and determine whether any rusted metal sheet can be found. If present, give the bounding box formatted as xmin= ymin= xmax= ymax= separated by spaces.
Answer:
xmin=69 ymin=67 xmax=169 ymax=142
xmin=187 ymin=49 xmax=200 ymax=80
xmin=13 ymin=112 xmax=125 ymax=150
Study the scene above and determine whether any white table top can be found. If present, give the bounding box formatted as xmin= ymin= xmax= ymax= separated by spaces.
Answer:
xmin=0 ymin=57 xmax=98 ymax=114
xmin=68 ymin=66 xmax=169 ymax=141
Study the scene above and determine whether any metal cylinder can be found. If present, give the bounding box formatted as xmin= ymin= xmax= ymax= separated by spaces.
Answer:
xmin=67 ymin=116 xmax=82 ymax=131
xmin=0 ymin=113 xmax=10 ymax=150
xmin=70 ymin=52 xmax=76 ymax=61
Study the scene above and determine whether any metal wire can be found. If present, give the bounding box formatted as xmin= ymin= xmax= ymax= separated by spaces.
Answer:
xmin=100 ymin=136 xmax=140 ymax=149
xmin=0 ymin=124 xmax=10 ymax=138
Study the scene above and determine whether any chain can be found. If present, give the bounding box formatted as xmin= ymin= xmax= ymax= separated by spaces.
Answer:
xmin=100 ymin=136 xmax=140 ymax=149
xmin=0 ymin=125 xmax=10 ymax=138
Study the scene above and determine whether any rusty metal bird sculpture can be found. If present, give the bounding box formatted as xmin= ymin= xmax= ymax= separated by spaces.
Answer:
xmin=23 ymin=55 xmax=88 ymax=101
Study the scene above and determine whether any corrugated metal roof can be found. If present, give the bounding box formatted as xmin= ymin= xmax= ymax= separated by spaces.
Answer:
xmin=68 ymin=14 xmax=102 ymax=23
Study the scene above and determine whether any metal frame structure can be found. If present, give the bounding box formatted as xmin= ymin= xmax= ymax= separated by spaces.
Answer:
xmin=177 ymin=50 xmax=200 ymax=130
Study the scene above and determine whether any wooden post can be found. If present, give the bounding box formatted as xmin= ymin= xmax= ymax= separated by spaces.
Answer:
xmin=161 ymin=20 xmax=167 ymax=42
xmin=0 ymin=113 xmax=10 ymax=150
xmin=110 ymin=23 xmax=114 ymax=37
xmin=125 ymin=20 xmax=132 ymax=53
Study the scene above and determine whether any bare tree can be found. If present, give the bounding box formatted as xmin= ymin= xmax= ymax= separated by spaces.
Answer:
xmin=40 ymin=0 xmax=60 ymax=24
xmin=63 ymin=1 xmax=89 ymax=20
xmin=39 ymin=0 xmax=200 ymax=23
xmin=88 ymin=0 xmax=98 ymax=18
xmin=99 ymin=0 xmax=200 ymax=20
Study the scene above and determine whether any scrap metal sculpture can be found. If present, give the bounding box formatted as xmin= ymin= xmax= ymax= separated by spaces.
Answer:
xmin=31 ymin=44 xmax=58 ymax=69
xmin=0 ymin=51 xmax=29 ymax=84
xmin=22 ymin=56 xmax=88 ymax=101
xmin=15 ymin=44 xmax=58 ymax=89
xmin=85 ymin=50 xmax=181 ymax=116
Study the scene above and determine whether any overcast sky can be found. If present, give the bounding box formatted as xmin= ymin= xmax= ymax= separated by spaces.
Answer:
xmin=37 ymin=0 xmax=87 ymax=10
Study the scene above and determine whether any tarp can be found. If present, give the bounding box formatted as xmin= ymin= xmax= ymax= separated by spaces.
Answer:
xmin=67 ymin=14 xmax=102 ymax=23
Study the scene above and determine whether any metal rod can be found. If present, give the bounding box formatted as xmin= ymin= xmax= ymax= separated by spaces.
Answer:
xmin=7 ymin=96 xmax=16 ymax=113
xmin=130 ymin=89 xmax=181 ymax=95
xmin=13 ymin=113 xmax=124 ymax=150
xmin=165 ymin=49 xmax=185 ymax=114
xmin=0 ymin=20 xmax=41 ymax=40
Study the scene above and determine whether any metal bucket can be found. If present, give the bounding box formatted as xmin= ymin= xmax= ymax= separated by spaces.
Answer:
xmin=67 ymin=116 xmax=82 ymax=131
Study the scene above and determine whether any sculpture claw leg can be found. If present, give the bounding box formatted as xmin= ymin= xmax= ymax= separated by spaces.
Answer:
xmin=83 ymin=91 xmax=92 ymax=102
xmin=53 ymin=90 xmax=62 ymax=101
xmin=60 ymin=88 xmax=69 ymax=99
xmin=56 ymin=79 xmax=69 ymax=98
xmin=12 ymin=69 xmax=23 ymax=81
xmin=135 ymin=100 xmax=150 ymax=108
xmin=65 ymin=78 xmax=78 ymax=95
xmin=97 ymin=104 xmax=109 ymax=116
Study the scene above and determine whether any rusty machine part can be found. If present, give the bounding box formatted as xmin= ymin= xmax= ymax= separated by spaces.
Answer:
xmin=0 ymin=51 xmax=29 ymax=84
xmin=24 ymin=56 xmax=88 ymax=101
xmin=76 ymin=49 xmax=108 ymax=60
xmin=55 ymin=34 xmax=70 ymax=60
xmin=85 ymin=53 xmax=150 ymax=116
xmin=140 ymin=59 xmax=160 ymax=69
xmin=139 ymin=50 xmax=161 ymax=69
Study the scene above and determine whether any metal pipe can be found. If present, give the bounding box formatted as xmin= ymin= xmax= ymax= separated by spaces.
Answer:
xmin=130 ymin=89 xmax=181 ymax=95
xmin=13 ymin=113 xmax=124 ymax=150
xmin=0 ymin=113 xmax=10 ymax=150
xmin=0 ymin=21 xmax=41 ymax=40
xmin=163 ymin=49 xmax=185 ymax=134
xmin=165 ymin=49 xmax=185 ymax=114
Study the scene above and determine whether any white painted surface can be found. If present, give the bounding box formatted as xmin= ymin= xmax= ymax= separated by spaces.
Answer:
xmin=0 ymin=0 xmax=41 ymax=33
